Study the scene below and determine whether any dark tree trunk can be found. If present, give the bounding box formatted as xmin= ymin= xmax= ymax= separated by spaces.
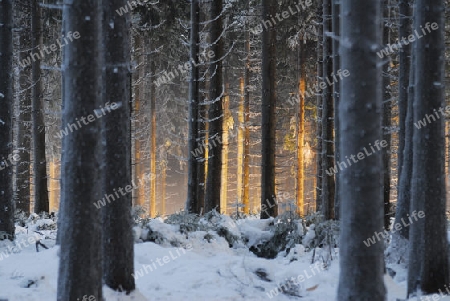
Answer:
xmin=393 ymin=0 xmax=412 ymax=241
xmin=186 ymin=0 xmax=201 ymax=214
xmin=102 ymin=0 xmax=135 ymax=292
xmin=337 ymin=0 xmax=386 ymax=299
xmin=407 ymin=0 xmax=449 ymax=295
xmin=15 ymin=0 xmax=32 ymax=214
xmin=204 ymin=0 xmax=223 ymax=213
xmin=315 ymin=0 xmax=323 ymax=211
xmin=57 ymin=0 xmax=103 ymax=299
xmin=332 ymin=0 xmax=340 ymax=220
xmin=382 ymin=0 xmax=392 ymax=231
xmin=0 ymin=0 xmax=15 ymax=240
xmin=260 ymin=0 xmax=278 ymax=219
xmin=31 ymin=0 xmax=49 ymax=214
xmin=321 ymin=0 xmax=335 ymax=220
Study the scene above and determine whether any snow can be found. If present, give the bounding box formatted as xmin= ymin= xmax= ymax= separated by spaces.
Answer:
xmin=0 ymin=220 xmax=446 ymax=300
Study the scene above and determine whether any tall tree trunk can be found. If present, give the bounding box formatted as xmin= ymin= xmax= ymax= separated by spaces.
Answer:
xmin=242 ymin=28 xmax=251 ymax=214
xmin=393 ymin=0 xmax=412 ymax=241
xmin=260 ymin=0 xmax=278 ymax=219
xmin=332 ymin=0 xmax=340 ymax=220
xmin=204 ymin=0 xmax=223 ymax=213
xmin=382 ymin=0 xmax=392 ymax=230
xmin=237 ymin=77 xmax=245 ymax=211
xmin=101 ymin=0 xmax=135 ymax=292
xmin=31 ymin=0 xmax=49 ymax=214
xmin=337 ymin=0 xmax=386 ymax=299
xmin=186 ymin=0 xmax=200 ymax=213
xmin=297 ymin=41 xmax=306 ymax=216
xmin=321 ymin=0 xmax=335 ymax=220
xmin=150 ymin=61 xmax=156 ymax=217
xmin=407 ymin=0 xmax=448 ymax=294
xmin=315 ymin=0 xmax=323 ymax=211
xmin=0 ymin=0 xmax=15 ymax=240
xmin=15 ymin=0 xmax=32 ymax=214
xmin=220 ymin=81 xmax=230 ymax=214
xmin=57 ymin=0 xmax=103 ymax=299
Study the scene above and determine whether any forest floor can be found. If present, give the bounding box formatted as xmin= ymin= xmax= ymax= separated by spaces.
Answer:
xmin=0 ymin=214 xmax=447 ymax=301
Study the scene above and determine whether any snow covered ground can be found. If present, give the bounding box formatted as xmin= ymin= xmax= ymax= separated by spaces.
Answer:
xmin=0 ymin=215 xmax=447 ymax=301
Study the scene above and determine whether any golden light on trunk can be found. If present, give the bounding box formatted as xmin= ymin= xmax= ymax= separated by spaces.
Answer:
xmin=297 ymin=68 xmax=306 ymax=216
xmin=237 ymin=77 xmax=245 ymax=212
xmin=220 ymin=83 xmax=230 ymax=214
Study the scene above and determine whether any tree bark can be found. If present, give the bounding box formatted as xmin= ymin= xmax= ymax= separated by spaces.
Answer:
xmin=186 ymin=0 xmax=200 ymax=214
xmin=31 ymin=0 xmax=49 ymax=214
xmin=337 ymin=0 xmax=386 ymax=299
xmin=102 ymin=0 xmax=135 ymax=292
xmin=57 ymin=0 xmax=103 ymax=299
xmin=204 ymin=0 xmax=223 ymax=213
xmin=321 ymin=0 xmax=335 ymax=220
xmin=332 ymin=0 xmax=340 ymax=220
xmin=407 ymin=0 xmax=449 ymax=294
xmin=260 ymin=0 xmax=278 ymax=219
xmin=0 ymin=0 xmax=15 ymax=240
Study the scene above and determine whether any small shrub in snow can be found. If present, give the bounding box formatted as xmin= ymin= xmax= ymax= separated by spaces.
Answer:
xmin=165 ymin=211 xmax=200 ymax=234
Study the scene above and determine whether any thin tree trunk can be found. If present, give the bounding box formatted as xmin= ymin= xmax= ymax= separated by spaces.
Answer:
xmin=337 ymin=0 xmax=386 ymax=299
xmin=315 ymin=0 xmax=323 ymax=211
xmin=332 ymin=0 xmax=340 ymax=220
xmin=321 ymin=0 xmax=335 ymax=220
xmin=297 ymin=41 xmax=306 ymax=216
xmin=204 ymin=0 xmax=224 ymax=213
xmin=57 ymin=0 xmax=103 ymax=299
xmin=31 ymin=0 xmax=49 ymax=214
xmin=101 ymin=0 xmax=135 ymax=292
xmin=220 ymin=81 xmax=230 ymax=214
xmin=186 ymin=0 xmax=200 ymax=213
xmin=150 ymin=61 xmax=156 ymax=217
xmin=242 ymin=29 xmax=251 ymax=214
xmin=0 ymin=0 xmax=15 ymax=240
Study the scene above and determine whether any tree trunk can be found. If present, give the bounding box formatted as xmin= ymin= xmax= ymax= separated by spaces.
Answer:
xmin=186 ymin=0 xmax=200 ymax=214
xmin=242 ymin=29 xmax=251 ymax=214
xmin=321 ymin=0 xmax=335 ymax=220
xmin=204 ymin=0 xmax=223 ymax=213
xmin=220 ymin=81 xmax=230 ymax=214
xmin=31 ymin=0 xmax=49 ymax=214
xmin=315 ymin=0 xmax=323 ymax=211
xmin=332 ymin=0 xmax=340 ymax=220
xmin=101 ymin=0 xmax=135 ymax=292
xmin=150 ymin=61 xmax=156 ymax=217
xmin=393 ymin=0 xmax=412 ymax=241
xmin=407 ymin=0 xmax=449 ymax=294
xmin=57 ymin=0 xmax=103 ymax=299
xmin=382 ymin=0 xmax=392 ymax=230
xmin=337 ymin=0 xmax=386 ymax=299
xmin=15 ymin=0 xmax=32 ymax=214
xmin=260 ymin=0 xmax=278 ymax=219
xmin=0 ymin=0 xmax=15 ymax=240
xmin=297 ymin=41 xmax=306 ymax=216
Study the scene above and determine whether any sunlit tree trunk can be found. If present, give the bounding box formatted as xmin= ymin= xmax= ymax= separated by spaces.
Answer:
xmin=260 ymin=0 xmax=278 ymax=219
xmin=57 ymin=0 xmax=103 ymax=299
xmin=242 ymin=29 xmax=251 ymax=214
xmin=315 ymin=0 xmax=323 ymax=211
xmin=0 ymin=0 xmax=15 ymax=240
xmin=337 ymin=0 xmax=386 ymax=299
xmin=220 ymin=82 xmax=230 ymax=214
xmin=31 ymin=0 xmax=49 ymax=214
xmin=297 ymin=41 xmax=306 ymax=216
